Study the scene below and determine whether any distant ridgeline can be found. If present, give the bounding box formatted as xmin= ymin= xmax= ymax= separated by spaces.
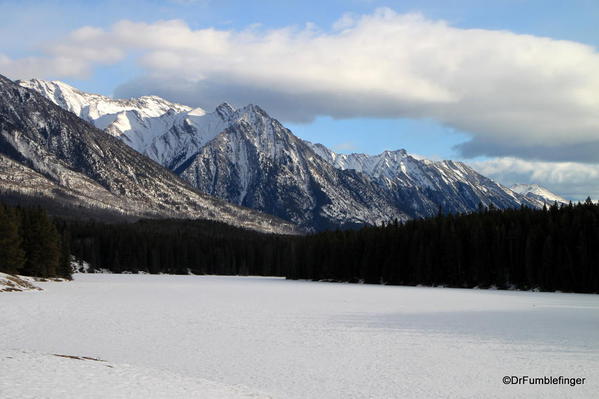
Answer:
xmin=2 ymin=201 xmax=598 ymax=293
xmin=0 ymin=204 xmax=71 ymax=279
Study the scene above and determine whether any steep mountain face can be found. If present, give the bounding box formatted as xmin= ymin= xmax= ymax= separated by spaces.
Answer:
xmin=0 ymin=75 xmax=298 ymax=234
xmin=308 ymin=144 xmax=543 ymax=217
xmin=18 ymin=79 xmax=233 ymax=170
xmin=0 ymin=152 xmax=133 ymax=215
xmin=510 ymin=184 xmax=569 ymax=205
xmin=20 ymin=78 xmax=546 ymax=230
xmin=19 ymin=80 xmax=408 ymax=229
xmin=177 ymin=105 xmax=407 ymax=230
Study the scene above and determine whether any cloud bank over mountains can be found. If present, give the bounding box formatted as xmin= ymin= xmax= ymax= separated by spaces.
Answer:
xmin=1 ymin=8 xmax=598 ymax=198
xmin=471 ymin=158 xmax=599 ymax=201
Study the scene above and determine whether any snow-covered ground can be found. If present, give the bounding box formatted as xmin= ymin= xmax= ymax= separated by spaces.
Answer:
xmin=1 ymin=275 xmax=598 ymax=398
xmin=0 ymin=350 xmax=270 ymax=399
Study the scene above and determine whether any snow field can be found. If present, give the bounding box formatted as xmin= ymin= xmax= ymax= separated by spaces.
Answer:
xmin=0 ymin=350 xmax=270 ymax=399
xmin=1 ymin=274 xmax=598 ymax=398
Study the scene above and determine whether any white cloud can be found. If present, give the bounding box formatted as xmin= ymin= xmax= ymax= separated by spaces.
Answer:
xmin=470 ymin=157 xmax=599 ymax=201
xmin=2 ymin=8 xmax=599 ymax=161
xmin=332 ymin=141 xmax=359 ymax=153
xmin=0 ymin=53 xmax=90 ymax=80
xmin=0 ymin=25 xmax=124 ymax=79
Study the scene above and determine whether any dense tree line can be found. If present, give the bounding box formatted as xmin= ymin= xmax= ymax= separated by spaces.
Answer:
xmin=289 ymin=200 xmax=599 ymax=293
xmin=63 ymin=218 xmax=292 ymax=277
xmin=0 ymin=204 xmax=71 ymax=278
xmin=59 ymin=200 xmax=599 ymax=293
xmin=2 ymin=200 xmax=599 ymax=293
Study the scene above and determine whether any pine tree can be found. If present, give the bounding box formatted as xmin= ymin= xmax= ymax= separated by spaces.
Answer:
xmin=20 ymin=208 xmax=61 ymax=277
xmin=57 ymin=230 xmax=73 ymax=280
xmin=0 ymin=205 xmax=25 ymax=274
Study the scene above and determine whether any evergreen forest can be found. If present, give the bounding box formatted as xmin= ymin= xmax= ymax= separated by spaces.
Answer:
xmin=0 ymin=204 xmax=71 ymax=279
xmin=1 ymin=200 xmax=599 ymax=293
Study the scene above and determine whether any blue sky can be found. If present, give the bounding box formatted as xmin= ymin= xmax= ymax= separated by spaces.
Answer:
xmin=1 ymin=0 xmax=598 ymax=199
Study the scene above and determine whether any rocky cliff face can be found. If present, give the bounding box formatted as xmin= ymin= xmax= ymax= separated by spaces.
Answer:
xmin=1 ymin=75 xmax=299 ymax=234
xmin=18 ymin=79 xmax=234 ymax=170
xmin=309 ymin=143 xmax=542 ymax=217
xmin=177 ymin=105 xmax=407 ymax=230
xmin=20 ymin=78 xmax=544 ymax=231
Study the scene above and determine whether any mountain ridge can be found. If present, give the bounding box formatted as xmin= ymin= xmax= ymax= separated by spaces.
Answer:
xmin=1 ymin=74 xmax=299 ymax=234
xmin=510 ymin=183 xmax=569 ymax=205
xmin=178 ymin=111 xmax=409 ymax=230
xmin=18 ymin=78 xmax=550 ymax=230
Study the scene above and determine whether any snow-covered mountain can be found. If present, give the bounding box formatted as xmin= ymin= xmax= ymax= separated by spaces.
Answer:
xmin=18 ymin=80 xmax=409 ymax=229
xmin=0 ymin=74 xmax=298 ymax=234
xmin=308 ymin=144 xmax=543 ymax=216
xmin=177 ymin=105 xmax=408 ymax=230
xmin=18 ymin=79 xmax=233 ymax=170
xmin=18 ymin=78 xmax=546 ymax=230
xmin=510 ymin=184 xmax=568 ymax=205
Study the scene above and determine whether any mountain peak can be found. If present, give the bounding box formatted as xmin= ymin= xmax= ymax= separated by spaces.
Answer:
xmin=14 ymin=76 xmax=548 ymax=230
xmin=510 ymin=183 xmax=568 ymax=204
xmin=0 ymin=74 xmax=299 ymax=234
xmin=18 ymin=78 xmax=82 ymax=96
xmin=215 ymin=102 xmax=236 ymax=118
xmin=0 ymin=73 xmax=13 ymax=84
xmin=235 ymin=104 xmax=270 ymax=119
xmin=245 ymin=103 xmax=263 ymax=112
xmin=380 ymin=149 xmax=408 ymax=158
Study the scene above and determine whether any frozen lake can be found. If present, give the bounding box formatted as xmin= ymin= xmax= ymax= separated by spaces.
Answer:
xmin=1 ymin=274 xmax=598 ymax=398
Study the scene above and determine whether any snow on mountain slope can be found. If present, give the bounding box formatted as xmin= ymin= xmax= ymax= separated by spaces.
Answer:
xmin=309 ymin=143 xmax=543 ymax=216
xmin=17 ymin=79 xmax=192 ymax=151
xmin=0 ymin=153 xmax=137 ymax=216
xmin=17 ymin=80 xmax=407 ymax=229
xmin=1 ymin=74 xmax=298 ymax=234
xmin=510 ymin=184 xmax=569 ymax=205
xmin=179 ymin=105 xmax=408 ymax=230
xmin=19 ymin=78 xmax=546 ymax=230
xmin=18 ymin=79 xmax=234 ymax=170
xmin=17 ymin=79 xmax=191 ymax=119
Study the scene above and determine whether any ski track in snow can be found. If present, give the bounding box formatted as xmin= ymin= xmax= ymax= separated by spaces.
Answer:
xmin=1 ymin=274 xmax=598 ymax=398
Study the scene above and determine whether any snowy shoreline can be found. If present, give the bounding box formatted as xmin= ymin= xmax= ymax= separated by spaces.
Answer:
xmin=67 ymin=265 xmax=599 ymax=295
